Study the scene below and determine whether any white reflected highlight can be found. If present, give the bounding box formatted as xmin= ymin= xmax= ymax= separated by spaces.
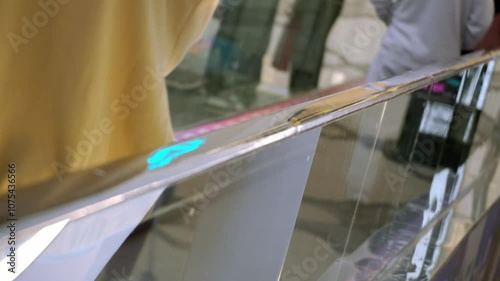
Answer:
xmin=0 ymin=219 xmax=69 ymax=281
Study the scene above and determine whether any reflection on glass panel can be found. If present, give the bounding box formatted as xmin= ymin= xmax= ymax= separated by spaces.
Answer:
xmin=92 ymin=61 xmax=500 ymax=281
xmin=96 ymin=128 xmax=322 ymax=281
xmin=384 ymin=160 xmax=500 ymax=280
xmin=280 ymin=103 xmax=391 ymax=281
xmin=442 ymin=65 xmax=487 ymax=169
xmin=280 ymin=64 xmax=500 ymax=281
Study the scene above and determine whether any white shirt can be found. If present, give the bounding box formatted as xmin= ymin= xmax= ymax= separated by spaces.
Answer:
xmin=368 ymin=0 xmax=493 ymax=82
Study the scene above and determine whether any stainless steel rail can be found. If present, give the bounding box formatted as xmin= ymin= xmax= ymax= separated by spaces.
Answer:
xmin=7 ymin=49 xmax=500 ymax=231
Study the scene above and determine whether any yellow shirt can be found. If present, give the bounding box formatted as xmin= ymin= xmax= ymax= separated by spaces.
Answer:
xmin=0 ymin=0 xmax=217 ymax=189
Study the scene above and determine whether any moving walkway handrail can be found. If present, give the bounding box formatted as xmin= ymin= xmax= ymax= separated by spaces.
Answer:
xmin=8 ymin=49 xmax=500 ymax=231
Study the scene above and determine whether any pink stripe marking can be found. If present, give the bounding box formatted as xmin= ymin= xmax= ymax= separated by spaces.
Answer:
xmin=175 ymin=79 xmax=365 ymax=141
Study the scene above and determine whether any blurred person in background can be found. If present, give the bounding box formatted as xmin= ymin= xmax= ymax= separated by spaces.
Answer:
xmin=368 ymin=0 xmax=493 ymax=82
xmin=0 ymin=0 xmax=217 ymax=192
xmin=204 ymin=0 xmax=279 ymax=108
xmin=273 ymin=0 xmax=344 ymax=92
xmin=476 ymin=0 xmax=500 ymax=50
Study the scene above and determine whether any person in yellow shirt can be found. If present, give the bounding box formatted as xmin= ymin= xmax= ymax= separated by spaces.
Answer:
xmin=0 ymin=0 xmax=218 ymax=190
xmin=0 ymin=2 xmax=217 ymax=280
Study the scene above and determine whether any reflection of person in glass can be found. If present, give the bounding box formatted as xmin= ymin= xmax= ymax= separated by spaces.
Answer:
xmin=367 ymin=0 xmax=493 ymax=82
